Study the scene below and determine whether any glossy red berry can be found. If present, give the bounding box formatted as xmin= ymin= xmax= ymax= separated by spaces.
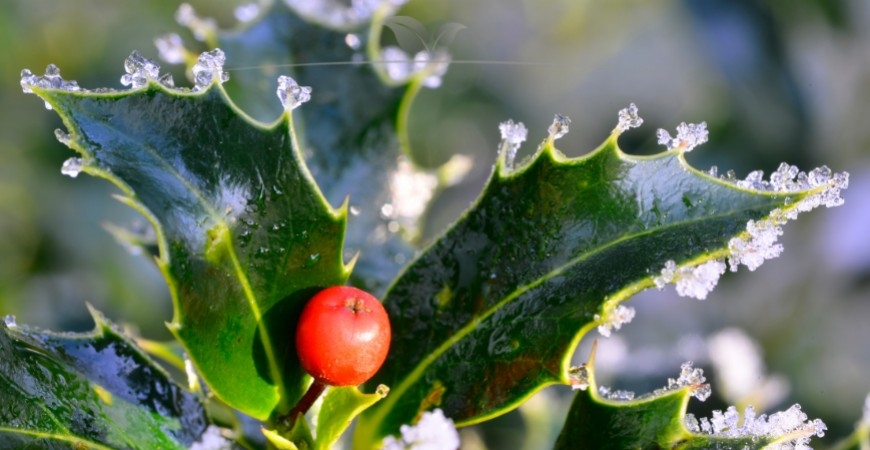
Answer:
xmin=295 ymin=286 xmax=391 ymax=386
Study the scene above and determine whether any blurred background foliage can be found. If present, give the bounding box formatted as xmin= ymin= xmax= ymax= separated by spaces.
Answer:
xmin=1 ymin=0 xmax=868 ymax=447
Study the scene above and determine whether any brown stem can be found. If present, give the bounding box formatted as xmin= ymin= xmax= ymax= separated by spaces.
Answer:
xmin=281 ymin=379 xmax=327 ymax=427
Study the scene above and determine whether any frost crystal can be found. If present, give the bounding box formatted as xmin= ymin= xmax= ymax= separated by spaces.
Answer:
xmin=189 ymin=425 xmax=232 ymax=450
xmin=661 ymin=361 xmax=710 ymax=401
xmin=54 ymin=129 xmax=71 ymax=147
xmin=3 ymin=315 xmax=16 ymax=328
xmin=120 ymin=51 xmax=160 ymax=89
xmin=657 ymin=121 xmax=708 ymax=152
xmin=413 ymin=50 xmax=451 ymax=88
xmin=616 ymin=103 xmax=643 ymax=132
xmin=654 ymin=260 xmax=725 ymax=300
xmin=498 ymin=119 xmax=528 ymax=170
xmin=728 ymin=219 xmax=784 ymax=272
xmin=381 ymin=409 xmax=460 ymax=450
xmin=234 ymin=3 xmax=260 ymax=22
xmin=286 ymin=0 xmax=407 ymax=29
xmin=175 ymin=3 xmax=216 ymax=41
xmin=61 ymin=157 xmax=83 ymax=178
xmin=692 ymin=404 xmax=826 ymax=448
xmin=381 ymin=46 xmax=414 ymax=82
xmin=595 ymin=304 xmax=636 ymax=337
xmin=599 ymin=385 xmax=636 ymax=401
xmin=548 ymin=114 xmax=571 ymax=140
xmin=192 ymin=49 xmax=229 ymax=91
xmin=276 ymin=76 xmax=312 ymax=110
xmin=155 ymin=33 xmax=186 ymax=65
xmin=20 ymin=64 xmax=82 ymax=109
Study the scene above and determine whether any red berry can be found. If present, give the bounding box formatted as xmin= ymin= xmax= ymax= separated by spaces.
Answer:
xmin=295 ymin=286 xmax=391 ymax=386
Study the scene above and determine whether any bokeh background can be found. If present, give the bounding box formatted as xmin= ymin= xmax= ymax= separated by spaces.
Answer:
xmin=1 ymin=0 xmax=868 ymax=447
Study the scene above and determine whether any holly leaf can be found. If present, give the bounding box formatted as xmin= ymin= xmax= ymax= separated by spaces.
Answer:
xmin=28 ymin=79 xmax=349 ymax=421
xmin=184 ymin=0 xmax=425 ymax=295
xmin=555 ymin=347 xmax=824 ymax=449
xmin=354 ymin=125 xmax=846 ymax=446
xmin=0 ymin=308 xmax=207 ymax=449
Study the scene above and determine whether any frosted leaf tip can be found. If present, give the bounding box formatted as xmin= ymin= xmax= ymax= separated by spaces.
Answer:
xmin=616 ymin=102 xmax=643 ymax=132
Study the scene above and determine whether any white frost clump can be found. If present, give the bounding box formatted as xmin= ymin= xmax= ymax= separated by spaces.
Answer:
xmin=192 ymin=49 xmax=229 ymax=91
xmin=121 ymin=51 xmax=162 ymax=89
xmin=653 ymin=259 xmax=726 ymax=300
xmin=498 ymin=119 xmax=528 ymax=170
xmin=276 ymin=75 xmax=312 ymax=111
xmin=657 ymin=122 xmax=708 ymax=152
xmin=686 ymin=404 xmax=826 ymax=449
xmin=189 ymin=425 xmax=232 ymax=450
xmin=616 ymin=103 xmax=643 ymax=132
xmin=594 ymin=304 xmax=636 ymax=337
xmin=381 ymin=409 xmax=460 ymax=450
xmin=598 ymin=385 xmax=635 ymax=401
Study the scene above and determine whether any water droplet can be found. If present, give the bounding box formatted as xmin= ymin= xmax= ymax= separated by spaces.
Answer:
xmin=657 ymin=121 xmax=708 ymax=152
xmin=120 ymin=51 xmax=160 ymax=89
xmin=276 ymin=75 xmax=312 ymax=110
xmin=54 ymin=129 xmax=71 ymax=146
xmin=192 ymin=49 xmax=229 ymax=91
xmin=155 ymin=33 xmax=186 ymax=65
xmin=616 ymin=103 xmax=643 ymax=132
xmin=234 ymin=3 xmax=260 ymax=22
xmin=548 ymin=114 xmax=571 ymax=140
xmin=345 ymin=33 xmax=362 ymax=50
xmin=498 ymin=119 xmax=528 ymax=170
xmin=61 ymin=157 xmax=83 ymax=178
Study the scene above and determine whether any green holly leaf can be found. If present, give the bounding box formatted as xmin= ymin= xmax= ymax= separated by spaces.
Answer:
xmin=0 ymin=307 xmax=207 ymax=449
xmin=315 ymin=385 xmax=389 ymax=450
xmin=27 ymin=78 xmax=349 ymax=421
xmin=354 ymin=117 xmax=846 ymax=446
xmin=180 ymin=0 xmax=424 ymax=295
xmin=553 ymin=347 xmax=823 ymax=449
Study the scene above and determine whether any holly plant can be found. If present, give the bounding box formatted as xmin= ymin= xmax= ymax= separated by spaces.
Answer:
xmin=6 ymin=1 xmax=866 ymax=450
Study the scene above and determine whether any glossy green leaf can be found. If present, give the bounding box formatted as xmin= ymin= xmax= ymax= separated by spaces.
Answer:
xmin=315 ymin=385 xmax=389 ymax=450
xmin=355 ymin=129 xmax=834 ymax=446
xmin=0 ymin=308 xmax=207 ymax=449
xmin=31 ymin=81 xmax=349 ymax=421
xmin=193 ymin=0 xmax=423 ymax=295
xmin=554 ymin=349 xmax=772 ymax=449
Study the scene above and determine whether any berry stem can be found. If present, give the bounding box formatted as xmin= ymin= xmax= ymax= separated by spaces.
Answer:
xmin=282 ymin=379 xmax=327 ymax=426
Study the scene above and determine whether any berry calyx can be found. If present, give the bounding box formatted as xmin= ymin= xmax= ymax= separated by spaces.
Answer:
xmin=295 ymin=286 xmax=391 ymax=387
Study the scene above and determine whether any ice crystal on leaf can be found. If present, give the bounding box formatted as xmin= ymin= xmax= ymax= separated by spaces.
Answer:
xmin=616 ymin=103 xmax=643 ymax=132
xmin=647 ymin=361 xmax=711 ymax=402
xmin=175 ymin=3 xmax=216 ymax=41
xmin=548 ymin=114 xmax=571 ymax=140
xmin=276 ymin=75 xmax=312 ymax=111
xmin=656 ymin=121 xmax=708 ymax=151
xmin=498 ymin=119 xmax=528 ymax=170
xmin=598 ymin=385 xmax=635 ymax=401
xmin=654 ymin=260 xmax=726 ymax=300
xmin=121 ymin=51 xmax=161 ymax=89
xmin=155 ymin=33 xmax=186 ymax=65
xmin=381 ymin=409 xmax=460 ymax=450
xmin=594 ymin=304 xmax=636 ymax=338
xmin=20 ymin=64 xmax=81 ymax=109
xmin=690 ymin=404 xmax=826 ymax=448
xmin=61 ymin=157 xmax=83 ymax=178
xmin=192 ymin=49 xmax=229 ymax=91
xmin=568 ymin=364 xmax=589 ymax=391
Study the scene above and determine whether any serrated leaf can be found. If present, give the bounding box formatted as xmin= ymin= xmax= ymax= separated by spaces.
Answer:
xmin=200 ymin=1 xmax=423 ymax=294
xmin=0 ymin=308 xmax=207 ymax=449
xmin=32 ymin=82 xmax=348 ymax=421
xmin=315 ymin=385 xmax=388 ymax=450
xmin=354 ymin=131 xmax=830 ymax=446
xmin=554 ymin=350 xmax=774 ymax=449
